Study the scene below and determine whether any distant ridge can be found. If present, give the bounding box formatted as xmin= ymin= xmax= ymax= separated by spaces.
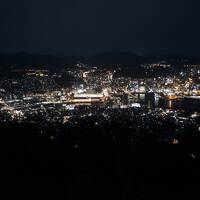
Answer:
xmin=0 ymin=52 xmax=200 ymax=69
xmin=86 ymin=52 xmax=142 ymax=67
xmin=0 ymin=53 xmax=82 ymax=67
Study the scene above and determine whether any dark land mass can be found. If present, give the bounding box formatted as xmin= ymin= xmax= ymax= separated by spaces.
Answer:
xmin=0 ymin=52 xmax=200 ymax=69
xmin=0 ymin=53 xmax=82 ymax=73
xmin=0 ymin=115 xmax=200 ymax=199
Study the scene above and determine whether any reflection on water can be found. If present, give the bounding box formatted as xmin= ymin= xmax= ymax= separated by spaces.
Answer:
xmin=168 ymin=100 xmax=172 ymax=109
xmin=159 ymin=98 xmax=200 ymax=111
xmin=166 ymin=99 xmax=183 ymax=110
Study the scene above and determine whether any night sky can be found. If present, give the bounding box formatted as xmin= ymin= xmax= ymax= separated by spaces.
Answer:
xmin=0 ymin=0 xmax=200 ymax=55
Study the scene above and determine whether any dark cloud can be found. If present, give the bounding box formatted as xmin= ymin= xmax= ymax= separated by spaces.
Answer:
xmin=0 ymin=0 xmax=200 ymax=55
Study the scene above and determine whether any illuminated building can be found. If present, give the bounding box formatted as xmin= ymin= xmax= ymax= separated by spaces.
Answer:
xmin=71 ymin=92 xmax=105 ymax=103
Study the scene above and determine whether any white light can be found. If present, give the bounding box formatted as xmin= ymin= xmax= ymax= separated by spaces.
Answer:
xmin=131 ymin=103 xmax=141 ymax=108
